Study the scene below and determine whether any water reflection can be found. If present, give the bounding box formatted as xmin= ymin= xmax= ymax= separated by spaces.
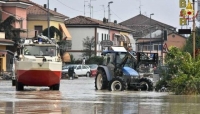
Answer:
xmin=1 ymin=88 xmax=71 ymax=114
xmin=93 ymin=93 xmax=139 ymax=114
xmin=93 ymin=92 xmax=200 ymax=114
xmin=1 ymin=79 xmax=200 ymax=114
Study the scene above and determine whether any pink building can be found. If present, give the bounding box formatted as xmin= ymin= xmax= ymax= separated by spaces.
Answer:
xmin=0 ymin=0 xmax=31 ymax=30
xmin=0 ymin=0 xmax=31 ymax=71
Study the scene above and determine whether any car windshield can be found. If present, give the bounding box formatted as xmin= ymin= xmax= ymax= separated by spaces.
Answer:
xmin=24 ymin=45 xmax=56 ymax=56
xmin=63 ymin=65 xmax=76 ymax=69
xmin=89 ymin=64 xmax=98 ymax=69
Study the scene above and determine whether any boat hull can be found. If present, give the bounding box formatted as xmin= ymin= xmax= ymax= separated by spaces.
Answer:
xmin=16 ymin=61 xmax=62 ymax=87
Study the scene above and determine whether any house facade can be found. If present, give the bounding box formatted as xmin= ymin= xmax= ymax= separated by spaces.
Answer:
xmin=0 ymin=0 xmax=31 ymax=71
xmin=120 ymin=14 xmax=186 ymax=63
xmin=65 ymin=16 xmax=136 ymax=59
xmin=26 ymin=0 xmax=71 ymax=42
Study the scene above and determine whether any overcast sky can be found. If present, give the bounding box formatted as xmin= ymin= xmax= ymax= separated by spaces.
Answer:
xmin=32 ymin=0 xmax=199 ymax=30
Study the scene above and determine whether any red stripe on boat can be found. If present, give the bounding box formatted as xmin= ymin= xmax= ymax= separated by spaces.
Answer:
xmin=17 ymin=70 xmax=61 ymax=86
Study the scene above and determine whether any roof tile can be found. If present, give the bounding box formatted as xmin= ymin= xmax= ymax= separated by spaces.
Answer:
xmin=120 ymin=14 xmax=176 ymax=31
xmin=65 ymin=16 xmax=134 ymax=32
xmin=7 ymin=0 xmax=69 ymax=18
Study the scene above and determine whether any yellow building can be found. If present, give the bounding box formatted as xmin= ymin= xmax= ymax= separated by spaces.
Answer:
xmin=0 ymin=32 xmax=14 ymax=72
xmin=26 ymin=1 xmax=71 ymax=41
xmin=119 ymin=32 xmax=134 ymax=47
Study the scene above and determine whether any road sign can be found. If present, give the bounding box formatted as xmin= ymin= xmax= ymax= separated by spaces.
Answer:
xmin=178 ymin=29 xmax=191 ymax=34
xmin=100 ymin=40 xmax=113 ymax=47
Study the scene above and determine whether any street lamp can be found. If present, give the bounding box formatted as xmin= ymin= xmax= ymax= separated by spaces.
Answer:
xmin=150 ymin=13 xmax=154 ymax=53
xmin=108 ymin=1 xmax=113 ymax=22
xmin=108 ymin=1 xmax=113 ymax=43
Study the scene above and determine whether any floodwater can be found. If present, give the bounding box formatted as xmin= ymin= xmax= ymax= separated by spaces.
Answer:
xmin=0 ymin=77 xmax=200 ymax=114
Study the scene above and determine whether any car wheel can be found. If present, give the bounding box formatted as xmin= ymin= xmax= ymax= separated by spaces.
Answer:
xmin=86 ymin=72 xmax=90 ymax=77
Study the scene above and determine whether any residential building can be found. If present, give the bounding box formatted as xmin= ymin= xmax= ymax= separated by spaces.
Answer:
xmin=120 ymin=14 xmax=186 ymax=63
xmin=64 ymin=16 xmax=136 ymax=59
xmin=0 ymin=0 xmax=31 ymax=71
xmin=26 ymin=0 xmax=71 ymax=43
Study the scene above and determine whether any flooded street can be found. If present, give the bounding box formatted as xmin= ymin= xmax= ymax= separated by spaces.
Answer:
xmin=0 ymin=77 xmax=200 ymax=114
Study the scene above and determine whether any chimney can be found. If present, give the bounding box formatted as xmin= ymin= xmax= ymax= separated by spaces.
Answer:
xmin=54 ymin=8 xmax=57 ymax=12
xmin=114 ymin=20 xmax=117 ymax=24
xmin=44 ymin=4 xmax=47 ymax=8
xmin=106 ymin=19 xmax=108 ymax=23
xmin=103 ymin=17 xmax=106 ymax=23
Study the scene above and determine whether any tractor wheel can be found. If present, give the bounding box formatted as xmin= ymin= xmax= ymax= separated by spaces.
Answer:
xmin=139 ymin=78 xmax=153 ymax=91
xmin=109 ymin=76 xmax=126 ymax=91
xmin=16 ymin=81 xmax=24 ymax=91
xmin=95 ymin=70 xmax=108 ymax=90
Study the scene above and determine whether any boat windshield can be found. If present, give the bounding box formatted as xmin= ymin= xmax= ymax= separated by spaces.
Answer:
xmin=24 ymin=45 xmax=56 ymax=56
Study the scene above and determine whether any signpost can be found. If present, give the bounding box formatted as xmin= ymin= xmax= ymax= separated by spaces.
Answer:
xmin=100 ymin=40 xmax=113 ymax=47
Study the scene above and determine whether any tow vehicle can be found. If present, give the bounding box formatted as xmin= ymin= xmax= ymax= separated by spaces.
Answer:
xmin=13 ymin=35 xmax=69 ymax=91
xmin=95 ymin=46 xmax=158 ymax=91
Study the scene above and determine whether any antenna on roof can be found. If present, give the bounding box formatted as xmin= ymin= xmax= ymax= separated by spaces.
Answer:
xmin=101 ymin=5 xmax=105 ymax=18
xmin=138 ymin=0 xmax=143 ymax=14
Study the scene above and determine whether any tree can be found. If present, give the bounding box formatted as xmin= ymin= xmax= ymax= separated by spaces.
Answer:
xmin=160 ymin=46 xmax=200 ymax=95
xmin=58 ymin=40 xmax=72 ymax=56
xmin=0 ymin=16 xmax=25 ymax=39
xmin=183 ymin=27 xmax=200 ymax=54
xmin=42 ymin=26 xmax=63 ymax=40
xmin=82 ymin=36 xmax=95 ymax=59
xmin=0 ymin=16 xmax=26 ymax=50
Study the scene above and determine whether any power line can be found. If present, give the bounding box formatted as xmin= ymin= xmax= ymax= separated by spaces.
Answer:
xmin=110 ymin=10 xmax=123 ymax=21
xmin=56 ymin=0 xmax=103 ymax=13
xmin=56 ymin=0 xmax=83 ymax=13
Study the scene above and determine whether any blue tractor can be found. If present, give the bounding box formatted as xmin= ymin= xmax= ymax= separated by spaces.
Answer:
xmin=95 ymin=46 xmax=158 ymax=91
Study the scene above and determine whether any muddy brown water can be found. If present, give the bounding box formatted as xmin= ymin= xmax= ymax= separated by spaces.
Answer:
xmin=0 ymin=77 xmax=200 ymax=114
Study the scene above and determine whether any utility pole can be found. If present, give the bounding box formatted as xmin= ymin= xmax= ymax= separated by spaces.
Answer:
xmin=84 ymin=1 xmax=88 ymax=16
xmin=108 ymin=1 xmax=113 ymax=22
xmin=47 ymin=0 xmax=50 ymax=38
xmin=150 ymin=13 xmax=154 ymax=53
xmin=192 ymin=0 xmax=196 ymax=58
xmin=108 ymin=1 xmax=113 ymax=41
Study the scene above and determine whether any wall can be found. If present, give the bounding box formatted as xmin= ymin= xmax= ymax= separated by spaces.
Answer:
xmin=110 ymin=30 xmax=119 ymax=41
xmin=166 ymin=33 xmax=186 ymax=49
xmin=0 ymin=45 xmax=6 ymax=71
xmin=67 ymin=27 xmax=95 ymax=59
xmin=27 ymin=20 xmax=48 ymax=31
xmin=2 ymin=6 xmax=27 ymax=29
xmin=96 ymin=28 xmax=109 ymax=56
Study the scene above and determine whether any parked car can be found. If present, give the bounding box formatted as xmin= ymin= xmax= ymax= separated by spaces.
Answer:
xmin=88 ymin=64 xmax=98 ymax=77
xmin=62 ymin=64 xmax=90 ymax=77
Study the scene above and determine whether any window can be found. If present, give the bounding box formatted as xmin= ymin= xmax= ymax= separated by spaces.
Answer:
xmin=65 ymin=40 xmax=72 ymax=50
xmin=107 ymin=34 xmax=109 ymax=40
xmin=77 ymin=65 xmax=81 ymax=69
xmin=34 ymin=26 xmax=43 ymax=34
xmin=158 ymin=45 xmax=162 ymax=50
xmin=24 ymin=45 xmax=56 ymax=56
xmin=82 ymin=65 xmax=87 ymax=69
xmin=102 ymin=33 xmax=103 ymax=41
xmin=154 ymin=45 xmax=158 ymax=51
xmin=104 ymin=34 xmax=106 ymax=40
xmin=97 ymin=33 xmax=99 ymax=43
